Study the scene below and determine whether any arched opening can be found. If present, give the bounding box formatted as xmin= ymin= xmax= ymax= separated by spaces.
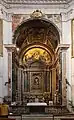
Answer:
xmin=12 ymin=18 xmax=61 ymax=105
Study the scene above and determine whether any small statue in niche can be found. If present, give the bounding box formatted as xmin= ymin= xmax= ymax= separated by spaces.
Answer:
xmin=34 ymin=77 xmax=39 ymax=85
xmin=35 ymin=95 xmax=39 ymax=102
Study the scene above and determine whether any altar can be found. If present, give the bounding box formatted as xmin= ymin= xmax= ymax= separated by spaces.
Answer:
xmin=27 ymin=102 xmax=47 ymax=113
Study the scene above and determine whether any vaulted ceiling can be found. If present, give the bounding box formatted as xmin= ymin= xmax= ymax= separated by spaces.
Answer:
xmin=13 ymin=19 xmax=60 ymax=51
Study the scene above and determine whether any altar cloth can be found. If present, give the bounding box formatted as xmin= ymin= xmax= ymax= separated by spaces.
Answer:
xmin=27 ymin=102 xmax=47 ymax=106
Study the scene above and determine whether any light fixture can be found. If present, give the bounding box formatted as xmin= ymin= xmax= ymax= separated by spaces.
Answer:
xmin=16 ymin=47 xmax=19 ymax=51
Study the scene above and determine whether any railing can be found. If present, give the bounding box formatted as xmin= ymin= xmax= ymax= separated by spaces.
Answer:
xmin=9 ymin=105 xmax=69 ymax=115
xmin=9 ymin=105 xmax=28 ymax=115
xmin=45 ymin=105 xmax=69 ymax=114
xmin=9 ymin=105 xmax=74 ymax=120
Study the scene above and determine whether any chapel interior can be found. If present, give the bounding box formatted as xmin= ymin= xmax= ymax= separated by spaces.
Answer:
xmin=0 ymin=0 xmax=74 ymax=119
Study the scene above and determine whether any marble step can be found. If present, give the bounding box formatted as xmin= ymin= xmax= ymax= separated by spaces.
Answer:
xmin=8 ymin=113 xmax=74 ymax=120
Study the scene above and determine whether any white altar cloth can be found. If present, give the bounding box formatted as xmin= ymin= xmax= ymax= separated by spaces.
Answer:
xmin=27 ymin=102 xmax=47 ymax=106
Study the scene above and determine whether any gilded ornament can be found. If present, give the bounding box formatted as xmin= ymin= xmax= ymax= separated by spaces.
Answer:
xmin=30 ymin=10 xmax=44 ymax=18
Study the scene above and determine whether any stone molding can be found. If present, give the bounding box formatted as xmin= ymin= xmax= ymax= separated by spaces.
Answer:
xmin=4 ymin=44 xmax=16 ymax=52
xmin=0 ymin=0 xmax=72 ymax=9
xmin=5 ymin=0 xmax=72 ymax=4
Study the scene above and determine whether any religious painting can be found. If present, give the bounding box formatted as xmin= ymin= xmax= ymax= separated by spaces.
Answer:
xmin=22 ymin=48 xmax=51 ymax=65
xmin=71 ymin=19 xmax=74 ymax=57
xmin=34 ymin=77 xmax=39 ymax=85
xmin=30 ymin=72 xmax=43 ymax=93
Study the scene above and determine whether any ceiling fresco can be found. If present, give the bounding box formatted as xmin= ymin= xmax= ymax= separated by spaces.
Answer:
xmin=13 ymin=19 xmax=60 ymax=50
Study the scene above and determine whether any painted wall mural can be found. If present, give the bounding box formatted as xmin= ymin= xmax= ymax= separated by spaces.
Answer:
xmin=22 ymin=48 xmax=51 ymax=65
xmin=12 ymin=15 xmax=22 ymax=32
xmin=12 ymin=14 xmax=29 ymax=32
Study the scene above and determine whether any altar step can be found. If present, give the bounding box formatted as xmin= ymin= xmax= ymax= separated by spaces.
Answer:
xmin=8 ymin=114 xmax=74 ymax=120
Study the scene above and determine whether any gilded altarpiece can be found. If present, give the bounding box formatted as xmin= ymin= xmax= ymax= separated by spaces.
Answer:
xmin=22 ymin=48 xmax=52 ymax=102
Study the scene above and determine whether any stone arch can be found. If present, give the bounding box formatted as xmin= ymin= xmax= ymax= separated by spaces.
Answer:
xmin=12 ymin=15 xmax=61 ymax=103
xmin=12 ymin=17 xmax=60 ymax=49
xmin=13 ymin=17 xmax=60 ymax=41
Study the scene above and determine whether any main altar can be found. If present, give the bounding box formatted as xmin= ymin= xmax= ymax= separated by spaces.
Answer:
xmin=27 ymin=102 xmax=47 ymax=113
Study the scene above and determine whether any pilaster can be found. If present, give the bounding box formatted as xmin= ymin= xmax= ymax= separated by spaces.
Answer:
xmin=4 ymin=44 xmax=16 ymax=101
xmin=71 ymin=58 xmax=74 ymax=105
xmin=57 ymin=44 xmax=70 ymax=105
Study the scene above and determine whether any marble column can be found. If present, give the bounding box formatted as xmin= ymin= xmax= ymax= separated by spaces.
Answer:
xmin=8 ymin=52 xmax=12 ymax=101
xmin=0 ymin=57 xmax=3 ymax=103
xmin=21 ymin=69 xmax=24 ymax=104
xmin=52 ymin=68 xmax=56 ymax=99
xmin=62 ymin=50 xmax=67 ymax=105
xmin=0 ymin=19 xmax=3 ymax=102
xmin=5 ymin=44 xmax=16 ymax=102
xmin=18 ymin=68 xmax=22 ymax=103
xmin=72 ymin=58 xmax=74 ymax=105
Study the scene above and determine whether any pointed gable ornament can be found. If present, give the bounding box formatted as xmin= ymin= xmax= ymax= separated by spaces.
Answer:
xmin=30 ymin=10 xmax=45 ymax=18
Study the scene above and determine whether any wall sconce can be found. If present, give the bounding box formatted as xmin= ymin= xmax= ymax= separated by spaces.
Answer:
xmin=4 ymin=78 xmax=11 ymax=86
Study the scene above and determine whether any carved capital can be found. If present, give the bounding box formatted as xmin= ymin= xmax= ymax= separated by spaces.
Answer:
xmin=4 ymin=44 xmax=16 ymax=52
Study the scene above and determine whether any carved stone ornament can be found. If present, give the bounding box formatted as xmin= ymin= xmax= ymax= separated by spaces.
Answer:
xmin=30 ymin=10 xmax=44 ymax=18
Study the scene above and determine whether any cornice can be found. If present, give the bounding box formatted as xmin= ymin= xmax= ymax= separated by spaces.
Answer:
xmin=0 ymin=0 xmax=72 ymax=9
xmin=0 ymin=0 xmax=9 ymax=8
xmin=5 ymin=0 xmax=72 ymax=4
